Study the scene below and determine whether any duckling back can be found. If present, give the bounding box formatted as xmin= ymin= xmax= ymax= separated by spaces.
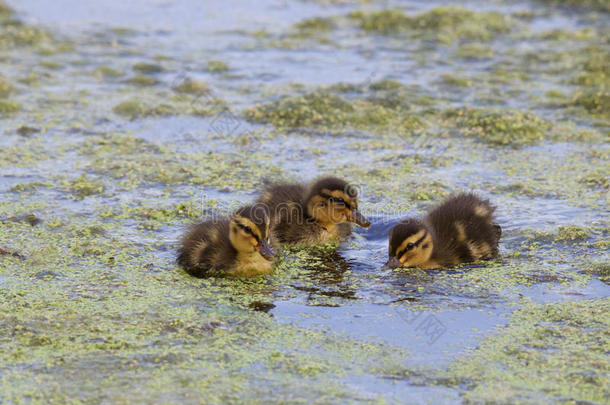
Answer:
xmin=426 ymin=193 xmax=500 ymax=266
xmin=177 ymin=219 xmax=236 ymax=277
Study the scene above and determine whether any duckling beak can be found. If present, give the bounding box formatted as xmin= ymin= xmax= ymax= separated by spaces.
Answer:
xmin=258 ymin=240 xmax=275 ymax=261
xmin=386 ymin=256 xmax=402 ymax=269
xmin=348 ymin=209 xmax=371 ymax=227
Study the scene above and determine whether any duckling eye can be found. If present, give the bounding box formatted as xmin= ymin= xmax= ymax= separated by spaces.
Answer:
xmin=406 ymin=243 xmax=415 ymax=250
xmin=244 ymin=226 xmax=252 ymax=234
xmin=329 ymin=197 xmax=346 ymax=206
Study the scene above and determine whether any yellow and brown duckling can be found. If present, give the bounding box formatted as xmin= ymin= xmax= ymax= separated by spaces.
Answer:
xmin=177 ymin=205 xmax=275 ymax=277
xmin=387 ymin=193 xmax=501 ymax=269
xmin=257 ymin=176 xmax=371 ymax=244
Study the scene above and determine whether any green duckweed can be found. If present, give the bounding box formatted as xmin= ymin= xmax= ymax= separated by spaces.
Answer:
xmin=349 ymin=6 xmax=512 ymax=43
xmin=206 ymin=60 xmax=229 ymax=72
xmin=0 ymin=99 xmax=19 ymax=114
xmin=132 ymin=62 xmax=164 ymax=73
xmin=174 ymin=78 xmax=210 ymax=94
xmin=448 ymin=299 xmax=610 ymax=403
xmin=444 ymin=107 xmax=550 ymax=146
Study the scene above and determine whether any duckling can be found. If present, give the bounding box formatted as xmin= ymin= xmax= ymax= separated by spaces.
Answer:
xmin=387 ymin=193 xmax=501 ymax=269
xmin=177 ymin=205 xmax=275 ymax=277
xmin=256 ymin=176 xmax=370 ymax=244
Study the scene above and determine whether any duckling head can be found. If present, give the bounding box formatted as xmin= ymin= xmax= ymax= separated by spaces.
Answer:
xmin=387 ymin=219 xmax=433 ymax=269
xmin=305 ymin=176 xmax=370 ymax=228
xmin=229 ymin=205 xmax=275 ymax=261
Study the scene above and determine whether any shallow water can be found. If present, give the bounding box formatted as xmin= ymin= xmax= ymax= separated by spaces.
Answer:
xmin=1 ymin=0 xmax=609 ymax=403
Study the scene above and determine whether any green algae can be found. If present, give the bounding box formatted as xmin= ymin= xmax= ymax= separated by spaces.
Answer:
xmin=443 ymin=107 xmax=551 ymax=147
xmin=586 ymin=262 xmax=610 ymax=284
xmin=535 ymin=0 xmax=610 ymax=12
xmin=0 ymin=18 xmax=48 ymax=49
xmin=10 ymin=180 xmax=52 ymax=193
xmin=447 ymin=299 xmax=610 ymax=403
xmin=0 ymin=75 xmax=13 ymax=97
xmin=554 ymin=225 xmax=591 ymax=242
xmin=569 ymin=89 xmax=610 ymax=119
xmin=0 ymin=98 xmax=19 ymax=114
xmin=294 ymin=17 xmax=335 ymax=32
xmin=441 ymin=74 xmax=472 ymax=87
xmin=244 ymin=90 xmax=355 ymax=128
xmin=349 ymin=6 xmax=512 ymax=43
xmin=0 ymin=212 xmax=411 ymax=403
xmin=94 ymin=65 xmax=124 ymax=78
xmin=77 ymin=133 xmax=284 ymax=189
xmin=369 ymin=79 xmax=402 ymax=91
xmin=40 ymin=60 xmax=62 ymax=70
xmin=126 ymin=74 xmax=158 ymax=86
xmin=174 ymin=77 xmax=210 ymax=94
xmin=244 ymin=84 xmax=434 ymax=133
xmin=60 ymin=174 xmax=105 ymax=200
xmin=454 ymin=43 xmax=494 ymax=60
xmin=580 ymin=170 xmax=609 ymax=189
xmin=113 ymin=99 xmax=146 ymax=117
xmin=132 ymin=62 xmax=164 ymax=73
xmin=538 ymin=28 xmax=595 ymax=41
xmin=206 ymin=60 xmax=229 ymax=72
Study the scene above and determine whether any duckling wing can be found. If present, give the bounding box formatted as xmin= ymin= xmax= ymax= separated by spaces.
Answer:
xmin=177 ymin=219 xmax=234 ymax=277
xmin=257 ymin=183 xmax=310 ymax=243
xmin=427 ymin=193 xmax=500 ymax=265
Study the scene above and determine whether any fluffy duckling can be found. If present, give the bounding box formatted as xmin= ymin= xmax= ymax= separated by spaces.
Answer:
xmin=387 ymin=193 xmax=501 ymax=269
xmin=177 ymin=205 xmax=275 ymax=277
xmin=257 ymin=176 xmax=370 ymax=244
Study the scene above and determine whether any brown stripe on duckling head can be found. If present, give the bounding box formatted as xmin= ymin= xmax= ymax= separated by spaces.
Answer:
xmin=320 ymin=188 xmax=356 ymax=210
xmin=389 ymin=219 xmax=428 ymax=255
xmin=233 ymin=217 xmax=262 ymax=242
xmin=396 ymin=229 xmax=427 ymax=255
xmin=306 ymin=176 xmax=357 ymax=203
xmin=234 ymin=204 xmax=270 ymax=240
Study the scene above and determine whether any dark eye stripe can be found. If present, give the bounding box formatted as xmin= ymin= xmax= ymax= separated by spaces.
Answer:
xmin=395 ymin=231 xmax=428 ymax=257
xmin=237 ymin=222 xmax=260 ymax=242
xmin=320 ymin=193 xmax=352 ymax=210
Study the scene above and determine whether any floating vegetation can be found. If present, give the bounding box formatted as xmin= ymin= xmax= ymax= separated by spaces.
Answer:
xmin=132 ymin=62 xmax=164 ymax=73
xmin=441 ymin=74 xmax=472 ymax=87
xmin=245 ymin=91 xmax=354 ymax=128
xmin=554 ymin=225 xmax=591 ymax=242
xmin=454 ymin=43 xmax=494 ymax=59
xmin=0 ymin=99 xmax=19 ymax=114
xmin=94 ymin=66 xmax=124 ymax=78
xmin=206 ymin=60 xmax=229 ymax=72
xmin=443 ymin=107 xmax=551 ymax=146
xmin=0 ymin=6 xmax=49 ymax=48
xmin=0 ymin=75 xmax=13 ymax=97
xmin=448 ymin=299 xmax=610 ymax=403
xmin=580 ymin=171 xmax=609 ymax=189
xmin=244 ymin=82 xmax=434 ymax=133
xmin=569 ymin=89 xmax=610 ymax=119
xmin=348 ymin=6 xmax=512 ymax=43
xmin=534 ymin=0 xmax=610 ymax=12
xmin=60 ymin=173 xmax=105 ymax=200
xmin=126 ymin=74 xmax=158 ymax=86
xmin=173 ymin=77 xmax=210 ymax=94
xmin=292 ymin=16 xmax=336 ymax=39
xmin=112 ymin=99 xmax=146 ymax=117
